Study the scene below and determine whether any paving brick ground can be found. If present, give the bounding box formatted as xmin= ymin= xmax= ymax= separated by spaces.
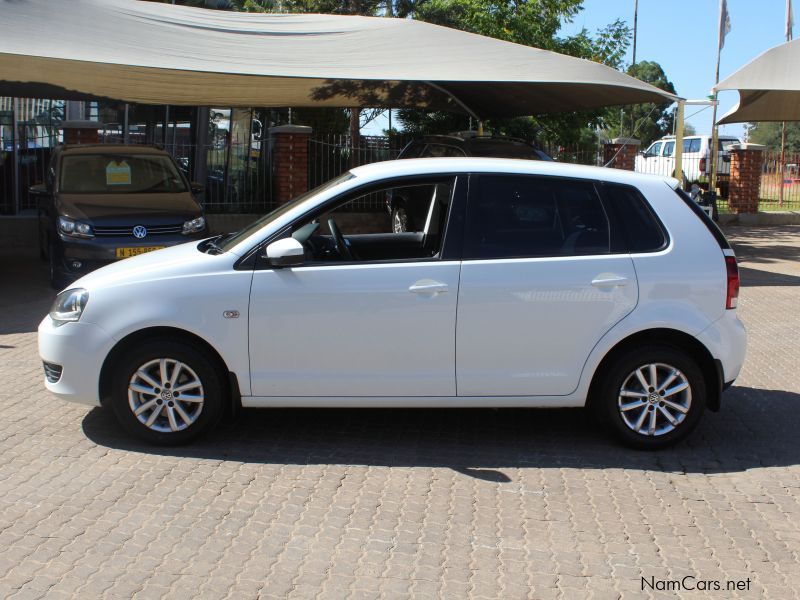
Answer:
xmin=1 ymin=227 xmax=800 ymax=599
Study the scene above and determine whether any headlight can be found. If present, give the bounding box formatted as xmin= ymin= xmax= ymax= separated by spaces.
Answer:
xmin=182 ymin=216 xmax=206 ymax=235
xmin=58 ymin=216 xmax=94 ymax=238
xmin=49 ymin=288 xmax=88 ymax=327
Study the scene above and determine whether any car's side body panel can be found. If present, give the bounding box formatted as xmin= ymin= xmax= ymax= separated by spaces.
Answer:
xmin=456 ymin=254 xmax=638 ymax=396
xmin=248 ymin=261 xmax=461 ymax=397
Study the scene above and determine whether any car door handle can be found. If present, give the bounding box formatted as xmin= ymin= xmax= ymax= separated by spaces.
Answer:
xmin=591 ymin=275 xmax=629 ymax=287
xmin=409 ymin=280 xmax=449 ymax=294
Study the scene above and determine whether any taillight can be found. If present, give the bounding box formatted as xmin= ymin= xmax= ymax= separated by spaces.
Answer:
xmin=725 ymin=255 xmax=740 ymax=309
xmin=699 ymin=157 xmax=706 ymax=174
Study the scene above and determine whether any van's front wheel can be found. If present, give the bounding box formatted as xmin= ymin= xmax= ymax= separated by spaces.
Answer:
xmin=596 ymin=345 xmax=706 ymax=449
xmin=110 ymin=339 xmax=225 ymax=445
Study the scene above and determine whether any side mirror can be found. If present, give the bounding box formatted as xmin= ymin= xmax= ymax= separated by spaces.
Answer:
xmin=29 ymin=183 xmax=48 ymax=196
xmin=190 ymin=182 xmax=204 ymax=194
xmin=264 ymin=237 xmax=305 ymax=268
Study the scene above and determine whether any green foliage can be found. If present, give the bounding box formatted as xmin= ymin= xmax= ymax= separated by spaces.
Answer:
xmin=601 ymin=61 xmax=676 ymax=146
xmin=746 ymin=122 xmax=800 ymax=153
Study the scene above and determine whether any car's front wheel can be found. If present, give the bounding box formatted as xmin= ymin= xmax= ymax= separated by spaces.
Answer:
xmin=595 ymin=345 xmax=706 ymax=449
xmin=110 ymin=339 xmax=225 ymax=445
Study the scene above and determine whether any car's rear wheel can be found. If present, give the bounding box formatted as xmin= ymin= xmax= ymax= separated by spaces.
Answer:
xmin=110 ymin=339 xmax=225 ymax=445
xmin=595 ymin=345 xmax=706 ymax=449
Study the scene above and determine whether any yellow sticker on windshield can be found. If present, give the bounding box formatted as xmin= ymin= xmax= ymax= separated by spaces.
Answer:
xmin=106 ymin=160 xmax=131 ymax=186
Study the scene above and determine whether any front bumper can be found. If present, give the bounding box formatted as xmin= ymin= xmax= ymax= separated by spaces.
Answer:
xmin=38 ymin=317 xmax=117 ymax=407
xmin=57 ymin=230 xmax=207 ymax=278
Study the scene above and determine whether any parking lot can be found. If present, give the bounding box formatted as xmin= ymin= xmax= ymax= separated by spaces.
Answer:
xmin=1 ymin=226 xmax=799 ymax=599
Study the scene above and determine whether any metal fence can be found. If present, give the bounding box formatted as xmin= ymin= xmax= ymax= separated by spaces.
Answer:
xmin=760 ymin=150 xmax=800 ymax=211
xmin=308 ymin=133 xmax=412 ymax=212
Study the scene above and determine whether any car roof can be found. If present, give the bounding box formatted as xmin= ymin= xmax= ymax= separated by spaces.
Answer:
xmin=351 ymin=157 xmax=675 ymax=186
xmin=58 ymin=144 xmax=169 ymax=156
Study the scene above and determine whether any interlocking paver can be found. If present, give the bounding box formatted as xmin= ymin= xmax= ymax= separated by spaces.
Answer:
xmin=1 ymin=225 xmax=800 ymax=598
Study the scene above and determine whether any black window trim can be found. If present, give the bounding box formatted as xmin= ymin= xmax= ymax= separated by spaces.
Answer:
xmin=239 ymin=173 xmax=468 ymax=271
xmin=461 ymin=172 xmax=620 ymax=262
xmin=673 ymin=185 xmax=730 ymax=250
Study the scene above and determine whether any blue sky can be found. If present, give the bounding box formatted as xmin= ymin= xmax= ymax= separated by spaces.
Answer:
xmin=561 ymin=0 xmax=793 ymax=139
xmin=366 ymin=1 xmax=791 ymax=138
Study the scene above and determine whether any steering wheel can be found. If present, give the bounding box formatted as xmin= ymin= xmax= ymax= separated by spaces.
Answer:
xmin=327 ymin=218 xmax=353 ymax=261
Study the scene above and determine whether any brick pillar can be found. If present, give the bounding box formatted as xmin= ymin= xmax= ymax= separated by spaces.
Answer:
xmin=269 ymin=125 xmax=313 ymax=204
xmin=603 ymin=137 xmax=641 ymax=170
xmin=60 ymin=120 xmax=100 ymax=144
xmin=728 ymin=143 xmax=765 ymax=214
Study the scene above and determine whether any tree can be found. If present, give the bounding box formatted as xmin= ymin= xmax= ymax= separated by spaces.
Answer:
xmin=602 ymin=61 xmax=676 ymax=146
xmin=746 ymin=122 xmax=800 ymax=153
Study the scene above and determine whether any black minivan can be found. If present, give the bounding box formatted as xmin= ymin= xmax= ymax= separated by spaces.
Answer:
xmin=31 ymin=145 xmax=208 ymax=288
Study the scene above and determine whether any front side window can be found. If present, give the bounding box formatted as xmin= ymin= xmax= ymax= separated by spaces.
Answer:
xmin=663 ymin=141 xmax=675 ymax=157
xmin=289 ymin=177 xmax=455 ymax=264
xmin=59 ymin=154 xmax=186 ymax=194
xmin=646 ymin=142 xmax=663 ymax=157
xmin=464 ymin=175 xmax=610 ymax=259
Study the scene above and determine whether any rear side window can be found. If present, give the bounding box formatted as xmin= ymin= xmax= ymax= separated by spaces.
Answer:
xmin=602 ymin=184 xmax=668 ymax=253
xmin=426 ymin=144 xmax=465 ymax=158
xmin=683 ymin=138 xmax=701 ymax=153
xmin=464 ymin=175 xmax=611 ymax=259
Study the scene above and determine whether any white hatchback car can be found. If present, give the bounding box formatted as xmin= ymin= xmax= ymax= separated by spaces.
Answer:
xmin=39 ymin=158 xmax=746 ymax=449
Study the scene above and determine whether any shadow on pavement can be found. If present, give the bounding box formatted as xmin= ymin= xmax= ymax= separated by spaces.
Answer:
xmin=739 ymin=266 xmax=800 ymax=287
xmin=0 ymin=256 xmax=53 ymax=335
xmin=83 ymin=386 xmax=800 ymax=480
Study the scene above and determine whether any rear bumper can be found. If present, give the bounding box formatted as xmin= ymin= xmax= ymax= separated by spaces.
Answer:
xmin=697 ymin=310 xmax=747 ymax=386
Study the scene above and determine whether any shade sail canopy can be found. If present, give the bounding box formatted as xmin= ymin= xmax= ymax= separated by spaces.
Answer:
xmin=0 ymin=0 xmax=677 ymax=117
xmin=716 ymin=38 xmax=800 ymax=124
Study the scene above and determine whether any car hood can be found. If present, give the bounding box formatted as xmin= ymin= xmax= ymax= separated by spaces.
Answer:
xmin=56 ymin=192 xmax=201 ymax=223
xmin=69 ymin=239 xmax=240 ymax=292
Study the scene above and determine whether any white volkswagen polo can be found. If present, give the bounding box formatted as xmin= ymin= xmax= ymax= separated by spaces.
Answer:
xmin=39 ymin=158 xmax=746 ymax=449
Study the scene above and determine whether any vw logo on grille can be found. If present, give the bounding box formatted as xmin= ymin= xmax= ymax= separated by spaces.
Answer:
xmin=132 ymin=225 xmax=148 ymax=239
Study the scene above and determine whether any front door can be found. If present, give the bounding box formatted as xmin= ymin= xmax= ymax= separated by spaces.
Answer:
xmin=456 ymin=174 xmax=638 ymax=397
xmin=248 ymin=176 xmax=463 ymax=397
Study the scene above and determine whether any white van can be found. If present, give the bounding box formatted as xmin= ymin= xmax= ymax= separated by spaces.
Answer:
xmin=635 ymin=135 xmax=741 ymax=196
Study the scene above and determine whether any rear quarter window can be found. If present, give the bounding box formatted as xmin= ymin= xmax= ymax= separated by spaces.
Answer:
xmin=601 ymin=183 xmax=668 ymax=253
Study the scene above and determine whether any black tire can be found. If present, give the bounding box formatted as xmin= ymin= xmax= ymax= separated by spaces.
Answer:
xmin=593 ymin=344 xmax=706 ymax=450
xmin=110 ymin=338 xmax=226 ymax=445
xmin=391 ymin=205 xmax=411 ymax=233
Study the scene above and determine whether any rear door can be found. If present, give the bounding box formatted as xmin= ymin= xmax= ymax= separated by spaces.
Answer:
xmin=455 ymin=174 xmax=638 ymax=396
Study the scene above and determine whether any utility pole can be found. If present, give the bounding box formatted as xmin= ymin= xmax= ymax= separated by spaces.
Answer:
xmin=779 ymin=0 xmax=793 ymax=206
xmin=632 ymin=0 xmax=639 ymax=66
xmin=710 ymin=0 xmax=730 ymax=196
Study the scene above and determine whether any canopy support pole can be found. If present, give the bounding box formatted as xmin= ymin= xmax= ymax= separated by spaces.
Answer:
xmin=423 ymin=81 xmax=481 ymax=123
xmin=674 ymin=100 xmax=685 ymax=186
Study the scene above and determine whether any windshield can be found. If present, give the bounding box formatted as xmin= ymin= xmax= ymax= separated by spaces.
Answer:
xmin=216 ymin=172 xmax=356 ymax=252
xmin=59 ymin=154 xmax=187 ymax=194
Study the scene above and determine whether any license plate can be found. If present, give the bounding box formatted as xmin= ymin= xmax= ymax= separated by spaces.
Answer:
xmin=116 ymin=246 xmax=164 ymax=259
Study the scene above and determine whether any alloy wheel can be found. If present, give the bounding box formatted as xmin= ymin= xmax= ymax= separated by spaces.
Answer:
xmin=127 ymin=358 xmax=204 ymax=433
xmin=617 ymin=362 xmax=692 ymax=437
